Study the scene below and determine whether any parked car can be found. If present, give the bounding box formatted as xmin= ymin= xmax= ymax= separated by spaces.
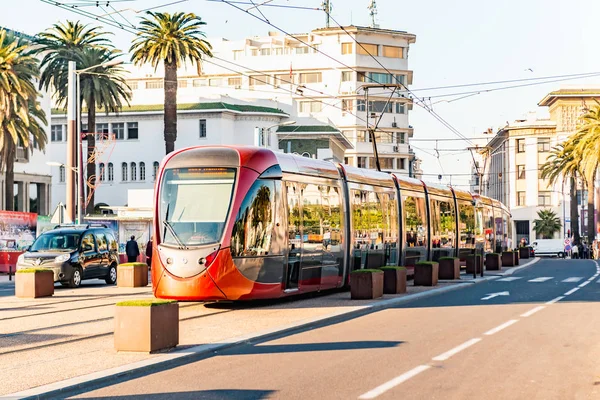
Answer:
xmin=16 ymin=224 xmax=119 ymax=288
xmin=530 ymin=239 xmax=565 ymax=258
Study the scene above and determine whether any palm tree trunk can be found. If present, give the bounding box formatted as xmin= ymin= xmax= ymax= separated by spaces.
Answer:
xmin=164 ymin=60 xmax=177 ymax=154
xmin=587 ymin=176 xmax=596 ymax=245
xmin=4 ymin=143 xmax=15 ymax=211
xmin=570 ymin=175 xmax=580 ymax=244
xmin=85 ymin=95 xmax=96 ymax=215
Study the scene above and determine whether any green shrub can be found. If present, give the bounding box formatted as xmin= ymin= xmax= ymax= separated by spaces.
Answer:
xmin=438 ymin=257 xmax=458 ymax=261
xmin=116 ymin=299 xmax=177 ymax=307
xmin=16 ymin=268 xmax=53 ymax=274
xmin=351 ymin=269 xmax=384 ymax=274
xmin=379 ymin=266 xmax=406 ymax=271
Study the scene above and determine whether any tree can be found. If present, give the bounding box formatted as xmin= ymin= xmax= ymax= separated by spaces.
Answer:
xmin=0 ymin=30 xmax=47 ymax=211
xmin=130 ymin=11 xmax=212 ymax=154
xmin=533 ymin=209 xmax=562 ymax=239
xmin=540 ymin=142 xmax=581 ymax=243
xmin=34 ymin=21 xmax=131 ymax=214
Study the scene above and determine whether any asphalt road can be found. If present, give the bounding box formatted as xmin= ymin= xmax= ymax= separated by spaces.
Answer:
xmin=65 ymin=258 xmax=600 ymax=400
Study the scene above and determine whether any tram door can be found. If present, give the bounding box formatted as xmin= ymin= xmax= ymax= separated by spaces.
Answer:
xmin=285 ymin=182 xmax=301 ymax=290
xmin=299 ymin=184 xmax=323 ymax=292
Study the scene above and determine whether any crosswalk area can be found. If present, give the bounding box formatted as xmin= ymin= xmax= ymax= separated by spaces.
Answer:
xmin=496 ymin=276 xmax=587 ymax=283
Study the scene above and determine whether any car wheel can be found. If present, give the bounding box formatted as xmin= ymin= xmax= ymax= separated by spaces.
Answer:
xmin=105 ymin=264 xmax=117 ymax=285
xmin=558 ymin=252 xmax=565 ymax=258
xmin=69 ymin=267 xmax=82 ymax=288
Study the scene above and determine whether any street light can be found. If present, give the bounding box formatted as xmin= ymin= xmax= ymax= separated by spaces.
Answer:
xmin=47 ymin=161 xmax=80 ymax=223
xmin=66 ymin=59 xmax=125 ymax=225
xmin=256 ymin=120 xmax=296 ymax=147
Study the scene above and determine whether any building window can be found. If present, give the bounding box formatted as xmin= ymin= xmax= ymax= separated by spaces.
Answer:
xmin=232 ymin=50 xmax=243 ymax=60
xmin=299 ymin=101 xmax=322 ymax=113
xmin=99 ymin=163 xmax=105 ymax=181
xmin=357 ymin=71 xmax=367 ymax=82
xmin=357 ymin=157 xmax=367 ymax=168
xmin=299 ymin=72 xmax=322 ymax=84
xmin=122 ymin=162 xmax=128 ymax=181
xmin=130 ymin=162 xmax=137 ymax=181
xmin=275 ymin=74 xmax=292 ymax=86
xmin=208 ymin=78 xmax=221 ymax=87
xmin=369 ymin=72 xmax=394 ymax=84
xmin=517 ymin=165 xmax=526 ymax=180
xmin=398 ymin=158 xmax=406 ymax=169
xmin=396 ymin=103 xmax=405 ymax=114
xmin=199 ymin=119 xmax=207 ymax=138
xmin=380 ymin=158 xmax=394 ymax=170
xmin=96 ymin=123 xmax=109 ymax=139
xmin=342 ymin=99 xmax=353 ymax=112
xmin=396 ymin=75 xmax=406 ymax=86
xmin=382 ymin=45 xmax=403 ymax=58
xmin=517 ymin=138 xmax=525 ymax=153
xmin=538 ymin=191 xmax=551 ymax=206
xmin=295 ymin=47 xmax=309 ymax=55
xmin=145 ymin=80 xmax=163 ymax=89
xmin=129 ymin=81 xmax=138 ymax=90
xmin=51 ymin=125 xmax=63 ymax=142
xmin=228 ymin=77 xmax=242 ymax=87
xmin=341 ymin=71 xmax=353 ymax=82
xmin=250 ymin=49 xmax=259 ymax=56
xmin=260 ymin=48 xmax=271 ymax=56
xmin=249 ymin=75 xmax=271 ymax=86
xmin=357 ymin=43 xmax=378 ymax=56
xmin=111 ymin=122 xmax=124 ymax=140
xmin=177 ymin=80 xmax=188 ymax=88
xmin=538 ymin=137 xmax=551 ymax=152
xmin=341 ymin=43 xmax=353 ymax=54
xmin=398 ymin=133 xmax=406 ymax=144
xmin=59 ymin=166 xmax=65 ymax=182
xmin=153 ymin=161 xmax=159 ymax=181
xmin=517 ymin=191 xmax=525 ymax=206
xmin=193 ymin=79 xmax=207 ymax=87
xmin=108 ymin=162 xmax=114 ymax=182
xmin=140 ymin=162 xmax=146 ymax=181
xmin=127 ymin=122 xmax=138 ymax=140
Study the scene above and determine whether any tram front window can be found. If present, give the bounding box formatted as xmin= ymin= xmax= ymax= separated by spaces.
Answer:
xmin=159 ymin=167 xmax=236 ymax=247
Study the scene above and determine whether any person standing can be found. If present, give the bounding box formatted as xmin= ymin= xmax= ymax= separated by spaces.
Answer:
xmin=126 ymin=235 xmax=140 ymax=263
xmin=145 ymin=236 xmax=153 ymax=268
xmin=571 ymin=242 xmax=579 ymax=259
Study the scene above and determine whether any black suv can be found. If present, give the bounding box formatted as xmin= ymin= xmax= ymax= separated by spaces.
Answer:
xmin=16 ymin=224 xmax=119 ymax=288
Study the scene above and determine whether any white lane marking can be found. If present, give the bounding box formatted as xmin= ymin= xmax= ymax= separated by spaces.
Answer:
xmin=564 ymin=287 xmax=580 ymax=296
xmin=521 ymin=306 xmax=545 ymax=317
xmin=481 ymin=291 xmax=509 ymax=300
xmin=579 ymin=281 xmax=591 ymax=288
xmin=497 ymin=277 xmax=522 ymax=282
xmin=528 ymin=277 xmax=553 ymax=282
xmin=432 ymin=338 xmax=482 ymax=361
xmin=546 ymin=296 xmax=564 ymax=304
xmin=562 ymin=277 xmax=583 ymax=283
xmin=484 ymin=319 xmax=519 ymax=335
xmin=358 ymin=365 xmax=431 ymax=399
xmin=596 ymin=278 xmax=600 ymax=283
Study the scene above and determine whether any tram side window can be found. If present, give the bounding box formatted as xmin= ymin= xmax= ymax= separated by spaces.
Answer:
xmin=430 ymin=198 xmax=456 ymax=260
xmin=494 ymin=211 xmax=503 ymax=252
xmin=403 ymin=194 xmax=428 ymax=265
xmin=475 ymin=208 xmax=485 ymax=251
xmin=458 ymin=201 xmax=475 ymax=248
xmin=321 ymin=186 xmax=343 ymax=248
xmin=484 ymin=207 xmax=495 ymax=252
xmin=231 ymin=180 xmax=275 ymax=257
xmin=301 ymin=183 xmax=324 ymax=253
xmin=386 ymin=192 xmax=399 ymax=265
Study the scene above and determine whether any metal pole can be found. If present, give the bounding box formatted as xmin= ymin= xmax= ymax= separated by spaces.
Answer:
xmin=76 ymin=72 xmax=82 ymax=225
xmin=66 ymin=61 xmax=77 ymax=223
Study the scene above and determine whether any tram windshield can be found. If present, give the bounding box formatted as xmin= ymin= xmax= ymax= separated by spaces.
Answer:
xmin=159 ymin=167 xmax=236 ymax=247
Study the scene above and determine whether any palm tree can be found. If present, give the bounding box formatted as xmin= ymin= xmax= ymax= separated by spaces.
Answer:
xmin=540 ymin=142 xmax=581 ymax=243
xmin=572 ymin=106 xmax=600 ymax=244
xmin=533 ymin=209 xmax=562 ymax=239
xmin=0 ymin=30 xmax=47 ymax=210
xmin=34 ymin=21 xmax=131 ymax=214
xmin=130 ymin=12 xmax=212 ymax=154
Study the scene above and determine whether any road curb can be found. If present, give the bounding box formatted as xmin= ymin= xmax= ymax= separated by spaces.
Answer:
xmin=6 ymin=275 xmax=500 ymax=400
xmin=502 ymin=258 xmax=539 ymax=275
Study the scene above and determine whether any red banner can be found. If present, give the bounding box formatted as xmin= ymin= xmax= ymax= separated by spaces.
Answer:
xmin=0 ymin=211 xmax=37 ymax=272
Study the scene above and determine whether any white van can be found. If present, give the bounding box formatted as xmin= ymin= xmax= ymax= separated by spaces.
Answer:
xmin=531 ymin=239 xmax=565 ymax=258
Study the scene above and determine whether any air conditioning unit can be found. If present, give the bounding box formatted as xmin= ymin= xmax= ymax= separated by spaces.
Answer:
xmin=391 ymin=122 xmax=397 ymax=127
xmin=393 ymin=146 xmax=399 ymax=152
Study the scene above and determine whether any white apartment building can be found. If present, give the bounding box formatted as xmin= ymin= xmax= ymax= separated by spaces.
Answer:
xmin=47 ymin=25 xmax=420 ymax=211
xmin=0 ymin=28 xmax=52 ymax=214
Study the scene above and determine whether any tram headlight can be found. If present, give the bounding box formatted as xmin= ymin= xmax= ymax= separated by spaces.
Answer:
xmin=166 ymin=257 xmax=173 ymax=265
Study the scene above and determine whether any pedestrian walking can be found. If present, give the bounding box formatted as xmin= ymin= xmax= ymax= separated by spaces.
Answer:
xmin=145 ymin=236 xmax=153 ymax=268
xmin=593 ymin=240 xmax=599 ymax=260
xmin=126 ymin=235 xmax=140 ymax=263
xmin=571 ymin=242 xmax=579 ymax=259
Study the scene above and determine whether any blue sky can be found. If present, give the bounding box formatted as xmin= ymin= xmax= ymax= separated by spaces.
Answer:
xmin=2 ymin=0 xmax=599 ymax=187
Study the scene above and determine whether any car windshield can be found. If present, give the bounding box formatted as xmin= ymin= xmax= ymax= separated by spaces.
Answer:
xmin=159 ymin=167 xmax=236 ymax=247
xmin=29 ymin=232 xmax=81 ymax=252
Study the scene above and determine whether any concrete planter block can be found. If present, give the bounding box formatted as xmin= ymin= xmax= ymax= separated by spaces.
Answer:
xmin=518 ymin=247 xmax=530 ymax=259
xmin=438 ymin=258 xmax=460 ymax=279
xmin=514 ymin=251 xmax=520 ymax=265
xmin=414 ymin=262 xmax=439 ymax=286
xmin=350 ymin=270 xmax=384 ymax=299
xmin=485 ymin=253 xmax=501 ymax=271
xmin=381 ymin=267 xmax=407 ymax=294
xmin=114 ymin=300 xmax=179 ymax=353
xmin=117 ymin=263 xmax=148 ymax=288
xmin=502 ymin=251 xmax=515 ymax=267
xmin=466 ymin=255 xmax=482 ymax=274
xmin=15 ymin=269 xmax=54 ymax=298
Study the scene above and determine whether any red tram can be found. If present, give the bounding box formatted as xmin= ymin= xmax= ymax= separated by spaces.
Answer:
xmin=151 ymin=146 xmax=512 ymax=301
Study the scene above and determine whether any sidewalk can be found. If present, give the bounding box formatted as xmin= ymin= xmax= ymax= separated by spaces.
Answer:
xmin=0 ymin=259 xmax=537 ymax=398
